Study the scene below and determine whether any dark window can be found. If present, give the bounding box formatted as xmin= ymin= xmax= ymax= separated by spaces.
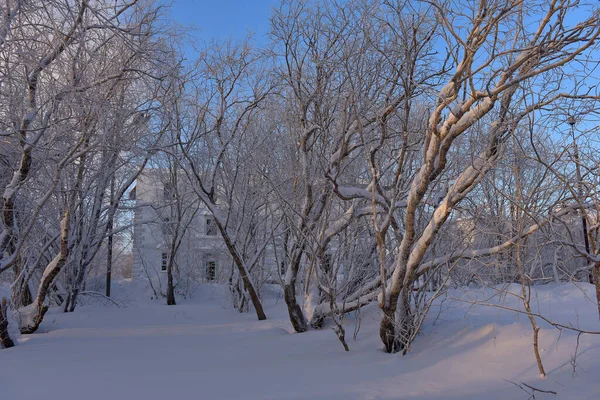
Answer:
xmin=323 ymin=254 xmax=332 ymax=274
xmin=163 ymin=182 xmax=174 ymax=200
xmin=161 ymin=252 xmax=168 ymax=272
xmin=206 ymin=217 xmax=217 ymax=236
xmin=205 ymin=261 xmax=217 ymax=281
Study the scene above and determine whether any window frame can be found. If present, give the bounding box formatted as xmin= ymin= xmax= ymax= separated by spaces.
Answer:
xmin=161 ymin=252 xmax=168 ymax=272
xmin=204 ymin=260 xmax=217 ymax=281
xmin=205 ymin=217 xmax=217 ymax=236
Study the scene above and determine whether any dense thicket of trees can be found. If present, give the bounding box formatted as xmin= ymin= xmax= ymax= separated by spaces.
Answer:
xmin=1 ymin=0 xmax=600 ymax=364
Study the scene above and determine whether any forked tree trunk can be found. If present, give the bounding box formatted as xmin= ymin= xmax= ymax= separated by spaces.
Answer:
xmin=380 ymin=288 xmax=412 ymax=354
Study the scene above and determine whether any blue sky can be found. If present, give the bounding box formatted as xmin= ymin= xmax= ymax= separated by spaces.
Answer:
xmin=166 ymin=0 xmax=277 ymax=45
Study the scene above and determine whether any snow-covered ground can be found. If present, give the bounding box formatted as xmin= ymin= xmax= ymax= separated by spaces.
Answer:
xmin=1 ymin=282 xmax=599 ymax=400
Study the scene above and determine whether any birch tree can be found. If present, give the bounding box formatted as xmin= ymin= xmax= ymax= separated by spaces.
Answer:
xmin=375 ymin=0 xmax=600 ymax=353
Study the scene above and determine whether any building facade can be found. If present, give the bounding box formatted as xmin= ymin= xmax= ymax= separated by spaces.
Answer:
xmin=130 ymin=171 xmax=231 ymax=293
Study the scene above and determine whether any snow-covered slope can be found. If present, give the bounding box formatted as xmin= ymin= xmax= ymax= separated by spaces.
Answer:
xmin=1 ymin=283 xmax=599 ymax=399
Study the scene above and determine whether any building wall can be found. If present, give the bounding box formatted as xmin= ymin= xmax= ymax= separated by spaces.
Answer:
xmin=131 ymin=171 xmax=231 ymax=294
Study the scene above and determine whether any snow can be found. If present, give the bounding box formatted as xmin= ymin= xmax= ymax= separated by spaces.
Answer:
xmin=1 ymin=282 xmax=600 ymax=400
xmin=14 ymin=302 xmax=37 ymax=333
xmin=303 ymin=268 xmax=320 ymax=322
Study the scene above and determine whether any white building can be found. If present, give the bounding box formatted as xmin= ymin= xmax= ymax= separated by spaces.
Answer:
xmin=130 ymin=170 xmax=230 ymax=293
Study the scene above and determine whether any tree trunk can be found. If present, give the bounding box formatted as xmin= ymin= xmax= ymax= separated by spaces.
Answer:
xmin=303 ymin=263 xmax=321 ymax=327
xmin=0 ymin=298 xmax=15 ymax=349
xmin=166 ymin=254 xmax=176 ymax=305
xmin=594 ymin=262 xmax=600 ymax=321
xmin=106 ymin=176 xmax=115 ymax=297
xmin=106 ymin=229 xmax=113 ymax=297
xmin=11 ymin=251 xmax=32 ymax=308
xmin=215 ymin=219 xmax=266 ymax=320
xmin=282 ymin=247 xmax=309 ymax=332
xmin=379 ymin=307 xmax=398 ymax=353
xmin=19 ymin=210 xmax=70 ymax=334
xmin=583 ymin=216 xmax=592 ymax=284
xmin=380 ymin=288 xmax=412 ymax=354
xmin=284 ymin=282 xmax=308 ymax=333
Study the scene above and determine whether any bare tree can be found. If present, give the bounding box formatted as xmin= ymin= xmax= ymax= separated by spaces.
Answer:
xmin=0 ymin=0 xmax=173 ymax=330
xmin=176 ymin=38 xmax=273 ymax=320
xmin=339 ymin=1 xmax=600 ymax=353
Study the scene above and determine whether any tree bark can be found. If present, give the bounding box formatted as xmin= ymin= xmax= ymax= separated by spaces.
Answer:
xmin=379 ymin=307 xmax=398 ymax=354
xmin=215 ymin=219 xmax=266 ymax=320
xmin=10 ymin=241 xmax=32 ymax=307
xmin=594 ymin=262 xmax=600 ymax=321
xmin=166 ymin=252 xmax=176 ymax=306
xmin=19 ymin=209 xmax=70 ymax=334
xmin=380 ymin=287 xmax=412 ymax=354
xmin=284 ymin=281 xmax=308 ymax=333
xmin=106 ymin=175 xmax=115 ymax=297
xmin=0 ymin=298 xmax=15 ymax=349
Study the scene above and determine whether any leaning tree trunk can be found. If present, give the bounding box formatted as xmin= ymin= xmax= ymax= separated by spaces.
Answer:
xmin=0 ymin=298 xmax=15 ymax=349
xmin=214 ymin=218 xmax=266 ymax=320
xmin=19 ymin=210 xmax=70 ymax=334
